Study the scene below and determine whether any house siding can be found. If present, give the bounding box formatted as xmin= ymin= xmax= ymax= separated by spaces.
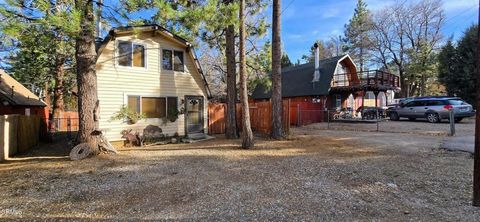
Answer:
xmin=96 ymin=32 xmax=208 ymax=141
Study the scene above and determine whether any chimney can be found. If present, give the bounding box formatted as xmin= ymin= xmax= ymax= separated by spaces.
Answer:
xmin=312 ymin=42 xmax=320 ymax=82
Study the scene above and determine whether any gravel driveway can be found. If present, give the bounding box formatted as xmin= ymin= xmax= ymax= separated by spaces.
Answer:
xmin=1 ymin=126 xmax=479 ymax=221
xmin=312 ymin=117 xmax=475 ymax=136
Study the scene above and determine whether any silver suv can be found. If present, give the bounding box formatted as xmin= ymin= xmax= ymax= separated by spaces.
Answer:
xmin=388 ymin=97 xmax=475 ymax=123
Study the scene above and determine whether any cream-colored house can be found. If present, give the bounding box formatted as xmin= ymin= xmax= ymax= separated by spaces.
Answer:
xmin=96 ymin=25 xmax=211 ymax=141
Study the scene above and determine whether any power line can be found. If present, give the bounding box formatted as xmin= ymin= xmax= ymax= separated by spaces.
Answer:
xmin=281 ymin=0 xmax=296 ymax=15
xmin=444 ymin=7 xmax=477 ymax=24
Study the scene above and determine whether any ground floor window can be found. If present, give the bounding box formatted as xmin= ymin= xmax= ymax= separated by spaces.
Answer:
xmin=335 ymin=95 xmax=342 ymax=108
xmin=127 ymin=95 xmax=178 ymax=119
xmin=347 ymin=94 xmax=354 ymax=108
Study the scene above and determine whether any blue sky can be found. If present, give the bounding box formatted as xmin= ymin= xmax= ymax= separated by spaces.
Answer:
xmin=278 ymin=0 xmax=478 ymax=62
xmin=0 ymin=0 xmax=478 ymax=67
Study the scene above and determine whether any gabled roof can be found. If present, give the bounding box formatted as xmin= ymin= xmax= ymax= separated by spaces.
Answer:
xmin=0 ymin=69 xmax=46 ymax=107
xmin=96 ymin=24 xmax=212 ymax=98
xmin=252 ymin=55 xmax=351 ymax=99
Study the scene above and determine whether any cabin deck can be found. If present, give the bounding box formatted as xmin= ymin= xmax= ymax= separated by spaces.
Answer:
xmin=330 ymin=70 xmax=400 ymax=93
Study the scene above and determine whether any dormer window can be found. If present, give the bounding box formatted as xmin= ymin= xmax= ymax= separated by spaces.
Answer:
xmin=117 ymin=41 xmax=146 ymax=68
xmin=162 ymin=49 xmax=184 ymax=72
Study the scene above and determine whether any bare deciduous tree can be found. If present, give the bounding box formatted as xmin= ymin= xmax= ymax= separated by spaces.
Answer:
xmin=371 ymin=0 xmax=444 ymax=97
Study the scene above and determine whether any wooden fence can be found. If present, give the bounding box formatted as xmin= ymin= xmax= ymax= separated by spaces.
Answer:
xmin=289 ymin=101 xmax=325 ymax=126
xmin=1 ymin=115 xmax=41 ymax=161
xmin=208 ymin=100 xmax=290 ymax=135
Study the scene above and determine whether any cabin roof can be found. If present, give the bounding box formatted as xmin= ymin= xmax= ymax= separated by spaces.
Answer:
xmin=0 ymin=69 xmax=46 ymax=107
xmin=251 ymin=55 xmax=350 ymax=99
xmin=96 ymin=24 xmax=212 ymax=98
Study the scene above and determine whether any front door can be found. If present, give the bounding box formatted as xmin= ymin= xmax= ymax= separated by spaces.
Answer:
xmin=185 ymin=96 xmax=204 ymax=134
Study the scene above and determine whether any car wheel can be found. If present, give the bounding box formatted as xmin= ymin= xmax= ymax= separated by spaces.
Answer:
xmin=454 ymin=117 xmax=463 ymax=123
xmin=390 ymin=112 xmax=399 ymax=121
xmin=367 ymin=113 xmax=373 ymax=120
xmin=426 ymin=113 xmax=440 ymax=123
xmin=408 ymin=117 xmax=416 ymax=121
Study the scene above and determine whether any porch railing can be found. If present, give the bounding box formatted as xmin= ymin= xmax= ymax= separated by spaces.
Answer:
xmin=332 ymin=70 xmax=400 ymax=89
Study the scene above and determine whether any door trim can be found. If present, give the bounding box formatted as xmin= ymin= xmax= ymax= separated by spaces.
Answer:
xmin=184 ymin=95 xmax=205 ymax=135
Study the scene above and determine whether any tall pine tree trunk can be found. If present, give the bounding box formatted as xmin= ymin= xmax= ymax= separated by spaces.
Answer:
xmin=359 ymin=47 xmax=364 ymax=72
xmin=224 ymin=0 xmax=238 ymax=139
xmin=239 ymin=0 xmax=253 ymax=148
xmin=52 ymin=53 xmax=65 ymax=119
xmin=271 ymin=0 xmax=283 ymax=139
xmin=75 ymin=0 xmax=100 ymax=153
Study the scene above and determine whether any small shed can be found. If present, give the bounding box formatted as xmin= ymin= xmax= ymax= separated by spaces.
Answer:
xmin=0 ymin=69 xmax=47 ymax=117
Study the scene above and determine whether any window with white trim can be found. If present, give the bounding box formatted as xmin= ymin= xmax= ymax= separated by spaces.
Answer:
xmin=335 ymin=95 xmax=342 ymax=108
xmin=162 ymin=49 xmax=184 ymax=72
xmin=127 ymin=96 xmax=178 ymax=119
xmin=117 ymin=41 xmax=146 ymax=67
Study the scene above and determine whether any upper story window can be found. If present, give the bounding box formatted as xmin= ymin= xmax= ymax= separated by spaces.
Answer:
xmin=118 ymin=41 xmax=146 ymax=68
xmin=162 ymin=49 xmax=184 ymax=72
xmin=334 ymin=63 xmax=349 ymax=86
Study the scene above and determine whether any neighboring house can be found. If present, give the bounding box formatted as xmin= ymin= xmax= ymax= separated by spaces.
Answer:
xmin=251 ymin=47 xmax=400 ymax=114
xmin=0 ymin=69 xmax=47 ymax=117
xmin=96 ymin=25 xmax=211 ymax=141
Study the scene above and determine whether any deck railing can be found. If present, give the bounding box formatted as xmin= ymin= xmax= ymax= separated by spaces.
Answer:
xmin=332 ymin=70 xmax=400 ymax=89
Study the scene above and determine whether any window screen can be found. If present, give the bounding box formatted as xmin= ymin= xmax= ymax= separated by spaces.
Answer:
xmin=118 ymin=41 xmax=132 ymax=66
xmin=162 ymin=50 xmax=173 ymax=70
xmin=127 ymin=96 xmax=140 ymax=113
xmin=142 ymin=97 xmax=166 ymax=118
xmin=173 ymin=51 xmax=184 ymax=72
xmin=132 ymin=44 xmax=145 ymax=67
xmin=167 ymin=97 xmax=178 ymax=117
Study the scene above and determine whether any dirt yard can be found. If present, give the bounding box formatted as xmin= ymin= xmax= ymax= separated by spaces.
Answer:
xmin=1 ymin=125 xmax=479 ymax=221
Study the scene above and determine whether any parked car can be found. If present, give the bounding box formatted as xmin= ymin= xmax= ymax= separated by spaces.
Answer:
xmin=388 ymin=97 xmax=475 ymax=123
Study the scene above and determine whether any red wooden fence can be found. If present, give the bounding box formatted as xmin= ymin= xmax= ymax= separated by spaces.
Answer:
xmin=289 ymin=101 xmax=325 ymax=126
xmin=208 ymin=100 xmax=290 ymax=135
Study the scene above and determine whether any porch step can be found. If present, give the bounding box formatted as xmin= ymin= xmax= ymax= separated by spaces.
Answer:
xmin=188 ymin=133 xmax=207 ymax=140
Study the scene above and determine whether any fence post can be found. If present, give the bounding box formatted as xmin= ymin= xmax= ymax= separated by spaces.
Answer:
xmin=297 ymin=104 xmax=300 ymax=126
xmin=67 ymin=117 xmax=72 ymax=139
xmin=327 ymin=109 xmax=330 ymax=130
xmin=449 ymin=109 xmax=455 ymax=136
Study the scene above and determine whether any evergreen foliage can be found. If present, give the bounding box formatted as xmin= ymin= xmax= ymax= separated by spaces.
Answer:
xmin=438 ymin=25 xmax=477 ymax=105
xmin=343 ymin=0 xmax=373 ymax=71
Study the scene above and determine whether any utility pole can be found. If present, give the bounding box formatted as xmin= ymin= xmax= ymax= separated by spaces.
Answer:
xmin=474 ymin=0 xmax=480 ymax=207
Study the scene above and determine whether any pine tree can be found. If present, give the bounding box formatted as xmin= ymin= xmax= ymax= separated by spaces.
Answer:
xmin=74 ymin=0 xmax=101 ymax=152
xmin=453 ymin=25 xmax=477 ymax=105
xmin=281 ymin=54 xmax=292 ymax=68
xmin=271 ymin=0 xmax=283 ymax=139
xmin=239 ymin=0 xmax=254 ymax=148
xmin=0 ymin=1 xmax=78 ymax=118
xmin=224 ymin=0 xmax=239 ymax=139
xmin=343 ymin=0 xmax=373 ymax=72
xmin=437 ymin=25 xmax=477 ymax=105
xmin=437 ymin=39 xmax=457 ymax=96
